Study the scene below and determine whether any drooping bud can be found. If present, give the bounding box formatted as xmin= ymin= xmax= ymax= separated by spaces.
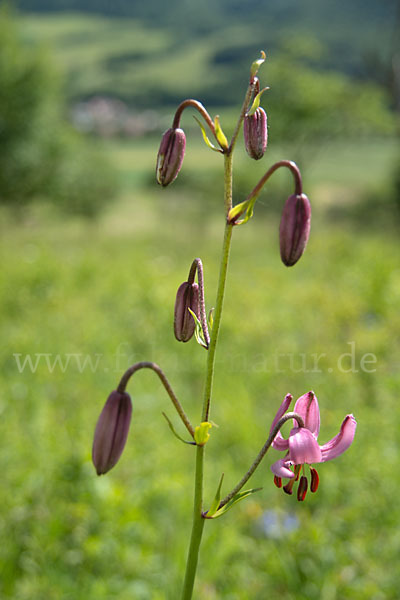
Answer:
xmin=297 ymin=476 xmax=308 ymax=501
xmin=174 ymin=281 xmax=200 ymax=342
xmin=279 ymin=193 xmax=311 ymax=267
xmin=92 ymin=390 xmax=132 ymax=475
xmin=244 ymin=107 xmax=268 ymax=160
xmin=156 ymin=127 xmax=186 ymax=186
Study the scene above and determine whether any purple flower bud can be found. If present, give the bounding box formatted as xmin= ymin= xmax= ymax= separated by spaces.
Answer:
xmin=92 ymin=390 xmax=132 ymax=475
xmin=174 ymin=281 xmax=200 ymax=342
xmin=244 ymin=107 xmax=268 ymax=160
xmin=279 ymin=193 xmax=311 ymax=267
xmin=156 ymin=127 xmax=186 ymax=186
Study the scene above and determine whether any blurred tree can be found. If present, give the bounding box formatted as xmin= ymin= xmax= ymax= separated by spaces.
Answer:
xmin=0 ymin=6 xmax=117 ymax=215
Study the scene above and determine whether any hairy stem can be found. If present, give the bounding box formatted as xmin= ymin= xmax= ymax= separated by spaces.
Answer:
xmin=180 ymin=446 xmax=205 ymax=600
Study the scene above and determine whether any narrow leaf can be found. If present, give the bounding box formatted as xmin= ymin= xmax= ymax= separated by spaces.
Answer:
xmin=162 ymin=412 xmax=195 ymax=445
xmin=214 ymin=115 xmax=228 ymax=150
xmin=247 ymin=87 xmax=270 ymax=116
xmin=209 ymin=487 xmax=262 ymax=519
xmin=238 ymin=196 xmax=258 ymax=225
xmin=188 ymin=308 xmax=208 ymax=348
xmin=250 ymin=50 xmax=266 ymax=79
xmin=228 ymin=199 xmax=250 ymax=223
xmin=193 ymin=116 xmax=222 ymax=153
xmin=207 ymin=473 xmax=224 ymax=517
xmin=228 ymin=196 xmax=258 ymax=226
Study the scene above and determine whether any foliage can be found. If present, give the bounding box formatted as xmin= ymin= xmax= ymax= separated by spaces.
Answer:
xmin=0 ymin=6 xmax=117 ymax=215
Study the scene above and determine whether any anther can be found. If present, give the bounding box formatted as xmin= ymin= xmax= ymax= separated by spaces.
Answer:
xmin=297 ymin=476 xmax=308 ymax=502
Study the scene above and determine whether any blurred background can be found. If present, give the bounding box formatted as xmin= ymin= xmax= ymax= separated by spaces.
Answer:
xmin=1 ymin=0 xmax=400 ymax=598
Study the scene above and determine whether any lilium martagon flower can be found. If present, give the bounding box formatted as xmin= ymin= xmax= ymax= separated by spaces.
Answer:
xmin=270 ymin=391 xmax=357 ymax=501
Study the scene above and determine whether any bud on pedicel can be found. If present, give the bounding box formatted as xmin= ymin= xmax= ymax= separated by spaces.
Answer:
xmin=244 ymin=107 xmax=268 ymax=160
xmin=279 ymin=193 xmax=311 ymax=267
xmin=174 ymin=281 xmax=200 ymax=342
xmin=156 ymin=127 xmax=186 ymax=186
xmin=92 ymin=390 xmax=132 ymax=475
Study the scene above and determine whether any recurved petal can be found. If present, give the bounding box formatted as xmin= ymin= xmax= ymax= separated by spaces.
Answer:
xmin=270 ymin=457 xmax=295 ymax=479
xmin=320 ymin=414 xmax=357 ymax=462
xmin=270 ymin=393 xmax=292 ymax=451
xmin=293 ymin=391 xmax=320 ymax=436
xmin=288 ymin=427 xmax=322 ymax=465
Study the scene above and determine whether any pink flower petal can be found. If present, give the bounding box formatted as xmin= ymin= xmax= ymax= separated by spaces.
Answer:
xmin=293 ymin=391 xmax=320 ymax=436
xmin=271 ymin=458 xmax=295 ymax=479
xmin=320 ymin=414 xmax=357 ymax=462
xmin=289 ymin=428 xmax=322 ymax=465
xmin=270 ymin=393 xmax=292 ymax=451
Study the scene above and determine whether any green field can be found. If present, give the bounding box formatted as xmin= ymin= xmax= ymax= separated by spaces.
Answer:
xmin=1 ymin=130 xmax=400 ymax=598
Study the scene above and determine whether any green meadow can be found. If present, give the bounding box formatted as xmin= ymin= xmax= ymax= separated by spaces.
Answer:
xmin=1 ymin=130 xmax=400 ymax=598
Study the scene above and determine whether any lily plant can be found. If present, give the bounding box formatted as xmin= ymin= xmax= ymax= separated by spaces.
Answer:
xmin=91 ymin=52 xmax=357 ymax=599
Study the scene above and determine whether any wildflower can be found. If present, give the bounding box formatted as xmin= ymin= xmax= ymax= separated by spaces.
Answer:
xmin=270 ymin=391 xmax=356 ymax=501
xmin=156 ymin=127 xmax=186 ymax=186
xmin=244 ymin=107 xmax=268 ymax=160
xmin=92 ymin=390 xmax=132 ymax=475
xmin=279 ymin=193 xmax=311 ymax=266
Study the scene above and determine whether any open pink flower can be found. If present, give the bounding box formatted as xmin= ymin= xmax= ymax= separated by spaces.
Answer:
xmin=270 ymin=391 xmax=357 ymax=501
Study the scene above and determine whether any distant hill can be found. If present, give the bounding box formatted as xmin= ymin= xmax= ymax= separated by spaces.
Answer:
xmin=17 ymin=0 xmax=398 ymax=77
xmin=15 ymin=1 xmax=398 ymax=138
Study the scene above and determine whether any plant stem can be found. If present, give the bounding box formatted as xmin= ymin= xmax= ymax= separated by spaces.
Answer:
xmin=247 ymin=159 xmax=303 ymax=200
xmin=217 ymin=412 xmax=305 ymax=509
xmin=181 ymin=80 xmax=252 ymax=596
xmin=202 ymin=220 xmax=233 ymax=422
xmin=181 ymin=153 xmax=235 ymax=598
xmin=117 ymin=361 xmax=195 ymax=438
xmin=180 ymin=445 xmax=205 ymax=600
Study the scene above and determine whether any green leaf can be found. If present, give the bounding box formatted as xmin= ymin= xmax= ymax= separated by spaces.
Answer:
xmin=228 ymin=199 xmax=250 ymax=223
xmin=247 ymin=87 xmax=269 ymax=116
xmin=207 ymin=473 xmax=224 ymax=518
xmin=162 ymin=412 xmax=195 ymax=445
xmin=250 ymin=50 xmax=266 ymax=79
xmin=228 ymin=196 xmax=258 ymax=226
xmin=193 ymin=116 xmax=222 ymax=153
xmin=214 ymin=115 xmax=228 ymax=150
xmin=194 ymin=422 xmax=212 ymax=446
xmin=208 ymin=487 xmax=262 ymax=519
xmin=239 ymin=196 xmax=258 ymax=225
xmin=188 ymin=308 xmax=208 ymax=348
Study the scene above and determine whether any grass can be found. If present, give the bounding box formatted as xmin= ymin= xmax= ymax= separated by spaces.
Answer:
xmin=1 ymin=131 xmax=400 ymax=598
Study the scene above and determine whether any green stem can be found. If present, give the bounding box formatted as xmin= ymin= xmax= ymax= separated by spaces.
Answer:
xmin=202 ymin=222 xmax=233 ymax=422
xmin=181 ymin=446 xmax=205 ymax=600
xmin=180 ymin=154 xmax=235 ymax=598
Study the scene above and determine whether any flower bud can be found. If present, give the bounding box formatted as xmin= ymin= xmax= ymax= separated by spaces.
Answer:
xmin=156 ymin=127 xmax=186 ymax=186
xmin=279 ymin=193 xmax=311 ymax=267
xmin=174 ymin=281 xmax=200 ymax=342
xmin=92 ymin=390 xmax=132 ymax=475
xmin=244 ymin=107 xmax=267 ymax=160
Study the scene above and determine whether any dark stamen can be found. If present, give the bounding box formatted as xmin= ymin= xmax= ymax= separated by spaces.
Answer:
xmin=274 ymin=475 xmax=282 ymax=488
xmin=297 ymin=476 xmax=308 ymax=501
xmin=310 ymin=467 xmax=319 ymax=493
